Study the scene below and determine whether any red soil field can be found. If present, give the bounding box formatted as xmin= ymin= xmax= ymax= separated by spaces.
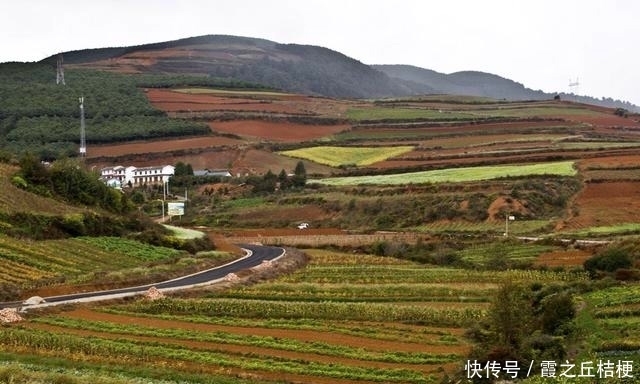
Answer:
xmin=534 ymin=249 xmax=593 ymax=268
xmin=559 ymin=181 xmax=640 ymax=230
xmin=146 ymin=89 xmax=306 ymax=114
xmin=557 ymin=112 xmax=640 ymax=128
xmin=87 ymin=136 xmax=245 ymax=159
xmin=89 ymin=147 xmax=334 ymax=176
xmin=210 ymin=120 xmax=349 ymax=142
xmin=352 ymin=120 xmax=581 ymax=136
xmin=578 ymin=154 xmax=640 ymax=170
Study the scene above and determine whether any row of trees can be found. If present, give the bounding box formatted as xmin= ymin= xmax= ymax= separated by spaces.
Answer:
xmin=245 ymin=161 xmax=307 ymax=193
xmin=0 ymin=64 xmax=238 ymax=159
xmin=16 ymin=154 xmax=133 ymax=214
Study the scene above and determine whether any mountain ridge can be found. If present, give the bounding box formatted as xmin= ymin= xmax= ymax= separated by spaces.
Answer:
xmin=41 ymin=34 xmax=638 ymax=111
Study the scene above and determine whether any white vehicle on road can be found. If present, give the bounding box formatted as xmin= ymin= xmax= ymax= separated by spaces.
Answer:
xmin=297 ymin=222 xmax=309 ymax=229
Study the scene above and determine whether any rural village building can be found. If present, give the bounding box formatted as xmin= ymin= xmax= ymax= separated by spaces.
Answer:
xmin=100 ymin=165 xmax=175 ymax=187
xmin=193 ymin=169 xmax=232 ymax=178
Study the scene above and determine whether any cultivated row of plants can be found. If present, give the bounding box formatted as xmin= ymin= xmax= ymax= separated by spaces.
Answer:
xmin=33 ymin=316 xmax=458 ymax=365
xmin=0 ymin=328 xmax=434 ymax=383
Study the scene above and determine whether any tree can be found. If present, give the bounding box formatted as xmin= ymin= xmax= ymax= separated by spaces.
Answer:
xmin=292 ymin=161 xmax=307 ymax=187
xmin=278 ymin=169 xmax=292 ymax=190
xmin=488 ymin=282 xmax=534 ymax=353
xmin=174 ymin=162 xmax=192 ymax=177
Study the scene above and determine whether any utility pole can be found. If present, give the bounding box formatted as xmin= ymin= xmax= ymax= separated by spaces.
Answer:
xmin=79 ymin=97 xmax=86 ymax=158
xmin=505 ymin=214 xmax=515 ymax=236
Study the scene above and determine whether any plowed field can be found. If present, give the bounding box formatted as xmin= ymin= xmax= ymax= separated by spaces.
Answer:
xmin=560 ymin=181 xmax=640 ymax=230
xmin=87 ymin=136 xmax=245 ymax=159
xmin=146 ymin=89 xmax=305 ymax=114
xmin=210 ymin=120 xmax=349 ymax=142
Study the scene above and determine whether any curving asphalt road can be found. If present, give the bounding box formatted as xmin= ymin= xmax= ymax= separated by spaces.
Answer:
xmin=4 ymin=244 xmax=284 ymax=310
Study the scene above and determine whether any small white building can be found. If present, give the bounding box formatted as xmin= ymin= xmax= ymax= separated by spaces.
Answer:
xmin=100 ymin=165 xmax=127 ymax=183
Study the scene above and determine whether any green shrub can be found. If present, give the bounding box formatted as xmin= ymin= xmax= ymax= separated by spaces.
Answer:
xmin=584 ymin=248 xmax=632 ymax=276
xmin=11 ymin=175 xmax=27 ymax=189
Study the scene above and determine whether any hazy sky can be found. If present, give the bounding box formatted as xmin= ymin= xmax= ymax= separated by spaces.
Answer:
xmin=2 ymin=0 xmax=639 ymax=105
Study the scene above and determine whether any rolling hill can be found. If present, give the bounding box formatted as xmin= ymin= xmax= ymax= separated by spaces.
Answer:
xmin=375 ymin=64 xmax=639 ymax=111
xmin=40 ymin=34 xmax=639 ymax=111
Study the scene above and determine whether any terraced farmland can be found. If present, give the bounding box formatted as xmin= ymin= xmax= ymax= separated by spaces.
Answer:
xmin=0 ymin=236 xmax=182 ymax=289
xmin=2 ymin=248 xmax=593 ymax=383
xmin=280 ymin=145 xmax=414 ymax=167
xmin=315 ymin=160 xmax=577 ymax=185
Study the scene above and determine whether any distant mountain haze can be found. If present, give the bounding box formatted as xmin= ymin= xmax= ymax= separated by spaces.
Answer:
xmin=42 ymin=34 xmax=638 ymax=111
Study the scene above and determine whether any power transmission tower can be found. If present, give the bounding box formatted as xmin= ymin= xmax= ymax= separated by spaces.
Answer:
xmin=56 ymin=54 xmax=65 ymax=85
xmin=568 ymin=77 xmax=580 ymax=100
xmin=79 ymin=97 xmax=86 ymax=157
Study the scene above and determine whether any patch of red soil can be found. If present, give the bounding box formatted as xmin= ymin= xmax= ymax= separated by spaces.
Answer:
xmin=372 ymin=147 xmax=640 ymax=170
xmin=87 ymin=136 xmax=244 ymax=159
xmin=534 ymin=250 xmax=593 ymax=268
xmin=560 ymin=181 xmax=640 ymax=230
xmin=90 ymin=147 xmax=334 ymax=176
xmin=486 ymin=197 xmax=529 ymax=222
xmin=353 ymin=120 xmax=580 ymax=136
xmin=146 ymin=89 xmax=304 ymax=114
xmin=578 ymin=155 xmax=640 ymax=170
xmin=210 ymin=120 xmax=349 ymax=142
xmin=559 ymin=113 xmax=640 ymax=128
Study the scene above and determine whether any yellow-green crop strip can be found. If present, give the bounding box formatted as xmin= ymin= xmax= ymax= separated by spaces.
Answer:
xmin=314 ymin=160 xmax=577 ymax=185
xmin=174 ymin=88 xmax=291 ymax=97
xmin=280 ymin=145 xmax=414 ymax=167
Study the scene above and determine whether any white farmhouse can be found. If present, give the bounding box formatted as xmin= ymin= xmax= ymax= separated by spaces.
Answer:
xmin=101 ymin=165 xmax=175 ymax=187
xmin=100 ymin=165 xmax=127 ymax=184
xmin=130 ymin=165 xmax=175 ymax=187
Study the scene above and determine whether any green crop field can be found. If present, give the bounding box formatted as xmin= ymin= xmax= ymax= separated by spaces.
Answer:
xmin=1 ymin=247 xmax=595 ymax=383
xmin=280 ymin=145 xmax=414 ymax=167
xmin=346 ymin=107 xmax=477 ymax=121
xmin=174 ymin=88 xmax=291 ymax=97
xmin=314 ymin=160 xmax=577 ymax=186
xmin=0 ymin=235 xmax=182 ymax=288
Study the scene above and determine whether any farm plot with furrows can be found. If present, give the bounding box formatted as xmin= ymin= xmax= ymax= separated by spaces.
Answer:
xmin=4 ymin=247 xmax=596 ymax=383
xmin=209 ymin=120 xmax=349 ymax=142
xmin=455 ymin=242 xmax=557 ymax=266
xmin=533 ymin=249 xmax=594 ymax=268
xmin=146 ymin=88 xmax=307 ymax=114
xmin=87 ymin=135 xmax=246 ymax=159
xmin=579 ymin=284 xmax=640 ymax=362
xmin=336 ymin=122 xmax=581 ymax=142
xmin=558 ymin=181 xmax=640 ymax=231
xmin=280 ymin=146 xmax=415 ymax=167
xmin=315 ymin=161 xmax=577 ymax=186
xmin=5 ymin=251 xmax=468 ymax=382
xmin=0 ymin=235 xmax=181 ymax=287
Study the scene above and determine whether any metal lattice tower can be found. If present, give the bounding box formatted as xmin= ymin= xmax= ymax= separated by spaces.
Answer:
xmin=79 ymin=97 xmax=86 ymax=157
xmin=568 ymin=77 xmax=580 ymax=95
xmin=56 ymin=54 xmax=65 ymax=85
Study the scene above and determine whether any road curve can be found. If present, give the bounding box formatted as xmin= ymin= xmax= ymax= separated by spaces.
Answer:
xmin=5 ymin=244 xmax=284 ymax=310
